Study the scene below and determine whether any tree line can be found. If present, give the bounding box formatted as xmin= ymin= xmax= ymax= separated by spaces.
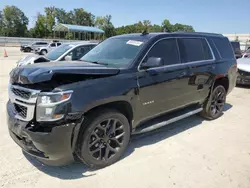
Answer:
xmin=0 ymin=5 xmax=195 ymax=39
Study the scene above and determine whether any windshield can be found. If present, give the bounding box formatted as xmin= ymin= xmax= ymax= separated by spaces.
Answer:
xmin=80 ymin=38 xmax=145 ymax=68
xmin=46 ymin=44 xmax=73 ymax=60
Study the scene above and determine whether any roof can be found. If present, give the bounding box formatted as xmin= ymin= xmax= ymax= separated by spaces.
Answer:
xmin=53 ymin=24 xmax=104 ymax=34
xmin=112 ymin=32 xmax=224 ymax=40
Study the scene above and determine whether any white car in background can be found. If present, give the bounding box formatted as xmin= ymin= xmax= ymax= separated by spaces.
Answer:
xmin=17 ymin=41 xmax=98 ymax=67
xmin=237 ymin=58 xmax=250 ymax=85
xmin=34 ymin=41 xmax=62 ymax=55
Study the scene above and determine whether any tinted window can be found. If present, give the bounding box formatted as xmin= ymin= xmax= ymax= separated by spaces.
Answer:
xmin=201 ymin=39 xmax=213 ymax=60
xmin=146 ymin=38 xmax=179 ymax=66
xmin=212 ymin=38 xmax=234 ymax=59
xmin=57 ymin=43 xmax=62 ymax=46
xmin=50 ymin=43 xmax=56 ymax=47
xmin=178 ymin=38 xmax=212 ymax=62
xmin=35 ymin=42 xmax=47 ymax=45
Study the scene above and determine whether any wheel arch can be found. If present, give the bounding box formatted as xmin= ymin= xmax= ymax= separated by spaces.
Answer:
xmin=83 ymin=98 xmax=134 ymax=127
xmin=213 ymin=75 xmax=229 ymax=92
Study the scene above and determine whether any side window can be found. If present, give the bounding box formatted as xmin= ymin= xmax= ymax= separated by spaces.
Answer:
xmin=71 ymin=46 xmax=93 ymax=60
xmin=178 ymin=38 xmax=205 ymax=62
xmin=212 ymin=38 xmax=235 ymax=59
xmin=57 ymin=43 xmax=62 ymax=46
xmin=146 ymin=38 xmax=179 ymax=66
xmin=201 ymin=39 xmax=213 ymax=60
xmin=50 ymin=43 xmax=56 ymax=47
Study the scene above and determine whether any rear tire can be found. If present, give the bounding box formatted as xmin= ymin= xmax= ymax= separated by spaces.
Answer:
xmin=76 ymin=109 xmax=130 ymax=168
xmin=200 ymin=85 xmax=226 ymax=120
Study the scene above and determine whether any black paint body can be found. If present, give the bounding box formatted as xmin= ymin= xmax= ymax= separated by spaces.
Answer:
xmin=7 ymin=32 xmax=237 ymax=164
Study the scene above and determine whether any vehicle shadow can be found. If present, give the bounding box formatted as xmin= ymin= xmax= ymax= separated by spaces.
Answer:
xmin=236 ymin=84 xmax=250 ymax=89
xmin=24 ymin=103 xmax=232 ymax=180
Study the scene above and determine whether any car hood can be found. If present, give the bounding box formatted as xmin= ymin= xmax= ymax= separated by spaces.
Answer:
xmin=10 ymin=61 xmax=120 ymax=84
xmin=17 ymin=54 xmax=52 ymax=67
xmin=17 ymin=54 xmax=40 ymax=66
xmin=237 ymin=58 xmax=250 ymax=72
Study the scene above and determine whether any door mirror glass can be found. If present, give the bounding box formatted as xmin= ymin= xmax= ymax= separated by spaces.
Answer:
xmin=141 ymin=57 xmax=164 ymax=69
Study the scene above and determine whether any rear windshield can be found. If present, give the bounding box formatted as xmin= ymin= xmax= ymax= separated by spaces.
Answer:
xmin=212 ymin=38 xmax=235 ymax=59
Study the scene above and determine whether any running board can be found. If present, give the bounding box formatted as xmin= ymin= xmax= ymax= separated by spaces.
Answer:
xmin=133 ymin=108 xmax=203 ymax=135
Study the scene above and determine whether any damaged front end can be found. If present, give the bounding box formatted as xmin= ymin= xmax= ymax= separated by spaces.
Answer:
xmin=7 ymin=62 xmax=119 ymax=164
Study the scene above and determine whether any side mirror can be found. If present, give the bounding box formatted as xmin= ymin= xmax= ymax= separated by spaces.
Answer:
xmin=64 ymin=55 xmax=72 ymax=61
xmin=141 ymin=57 xmax=164 ymax=69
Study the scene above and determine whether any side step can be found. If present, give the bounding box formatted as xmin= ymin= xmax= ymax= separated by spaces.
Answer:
xmin=133 ymin=108 xmax=203 ymax=135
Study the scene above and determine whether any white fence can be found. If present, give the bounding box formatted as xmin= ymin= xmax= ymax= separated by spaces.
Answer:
xmin=0 ymin=36 xmax=82 ymax=47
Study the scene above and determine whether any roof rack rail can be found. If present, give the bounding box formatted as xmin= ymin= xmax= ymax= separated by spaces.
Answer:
xmin=173 ymin=31 xmax=223 ymax=36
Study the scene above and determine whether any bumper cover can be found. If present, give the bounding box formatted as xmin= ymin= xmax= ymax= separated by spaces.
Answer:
xmin=7 ymin=101 xmax=76 ymax=165
xmin=237 ymin=75 xmax=250 ymax=85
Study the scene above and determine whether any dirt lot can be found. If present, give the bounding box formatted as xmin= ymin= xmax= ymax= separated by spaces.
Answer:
xmin=0 ymin=47 xmax=250 ymax=188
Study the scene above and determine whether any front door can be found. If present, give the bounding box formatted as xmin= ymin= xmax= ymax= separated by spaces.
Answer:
xmin=136 ymin=38 xmax=189 ymax=121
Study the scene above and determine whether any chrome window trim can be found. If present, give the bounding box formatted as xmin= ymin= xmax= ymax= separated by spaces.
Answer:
xmin=137 ymin=36 xmax=215 ymax=72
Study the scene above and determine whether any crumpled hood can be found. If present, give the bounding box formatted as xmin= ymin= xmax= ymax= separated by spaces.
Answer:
xmin=10 ymin=61 xmax=120 ymax=84
xmin=17 ymin=54 xmax=40 ymax=67
xmin=237 ymin=58 xmax=250 ymax=72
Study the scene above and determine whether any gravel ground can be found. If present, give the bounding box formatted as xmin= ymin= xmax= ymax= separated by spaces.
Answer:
xmin=0 ymin=47 xmax=250 ymax=188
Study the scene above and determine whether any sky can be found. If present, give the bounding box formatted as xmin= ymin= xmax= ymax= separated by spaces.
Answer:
xmin=0 ymin=0 xmax=250 ymax=34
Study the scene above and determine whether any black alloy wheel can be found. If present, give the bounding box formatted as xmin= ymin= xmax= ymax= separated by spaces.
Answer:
xmin=77 ymin=110 xmax=130 ymax=168
xmin=88 ymin=118 xmax=125 ymax=161
xmin=201 ymin=85 xmax=227 ymax=120
xmin=209 ymin=86 xmax=226 ymax=116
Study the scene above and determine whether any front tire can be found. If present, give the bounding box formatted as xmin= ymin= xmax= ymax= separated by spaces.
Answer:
xmin=40 ymin=50 xmax=47 ymax=55
xmin=201 ymin=85 xmax=227 ymax=120
xmin=77 ymin=109 xmax=131 ymax=168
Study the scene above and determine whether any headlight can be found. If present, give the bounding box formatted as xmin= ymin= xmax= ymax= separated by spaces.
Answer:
xmin=36 ymin=90 xmax=73 ymax=121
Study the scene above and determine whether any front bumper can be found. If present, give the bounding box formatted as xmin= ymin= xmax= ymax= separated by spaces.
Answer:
xmin=7 ymin=101 xmax=76 ymax=165
xmin=237 ymin=72 xmax=250 ymax=85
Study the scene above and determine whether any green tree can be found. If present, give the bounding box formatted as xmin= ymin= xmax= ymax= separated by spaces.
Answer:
xmin=95 ymin=15 xmax=115 ymax=38
xmin=162 ymin=19 xmax=173 ymax=32
xmin=55 ymin=8 xmax=73 ymax=24
xmin=45 ymin=6 xmax=56 ymax=37
xmin=72 ymin=8 xmax=95 ymax=26
xmin=33 ymin=13 xmax=48 ymax=38
xmin=2 ymin=5 xmax=29 ymax=37
xmin=0 ymin=11 xmax=4 ymax=35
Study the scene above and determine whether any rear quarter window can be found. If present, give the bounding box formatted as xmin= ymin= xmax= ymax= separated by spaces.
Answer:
xmin=212 ymin=38 xmax=234 ymax=59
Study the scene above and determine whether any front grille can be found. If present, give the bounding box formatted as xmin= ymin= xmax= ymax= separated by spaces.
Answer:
xmin=9 ymin=85 xmax=40 ymax=121
xmin=238 ymin=70 xmax=250 ymax=77
xmin=11 ymin=87 xmax=31 ymax=99
xmin=14 ymin=103 xmax=27 ymax=118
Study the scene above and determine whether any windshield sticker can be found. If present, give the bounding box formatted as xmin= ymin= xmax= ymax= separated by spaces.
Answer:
xmin=126 ymin=40 xmax=143 ymax=46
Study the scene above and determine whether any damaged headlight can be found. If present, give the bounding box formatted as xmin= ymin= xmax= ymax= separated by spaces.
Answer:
xmin=36 ymin=90 xmax=73 ymax=121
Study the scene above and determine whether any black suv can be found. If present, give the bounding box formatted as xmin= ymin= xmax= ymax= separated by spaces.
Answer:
xmin=7 ymin=32 xmax=237 ymax=168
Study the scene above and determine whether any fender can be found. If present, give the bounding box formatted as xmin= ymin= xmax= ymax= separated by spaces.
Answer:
xmin=82 ymin=96 xmax=136 ymax=114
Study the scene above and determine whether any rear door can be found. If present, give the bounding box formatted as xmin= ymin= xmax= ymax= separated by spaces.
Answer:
xmin=177 ymin=37 xmax=215 ymax=104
